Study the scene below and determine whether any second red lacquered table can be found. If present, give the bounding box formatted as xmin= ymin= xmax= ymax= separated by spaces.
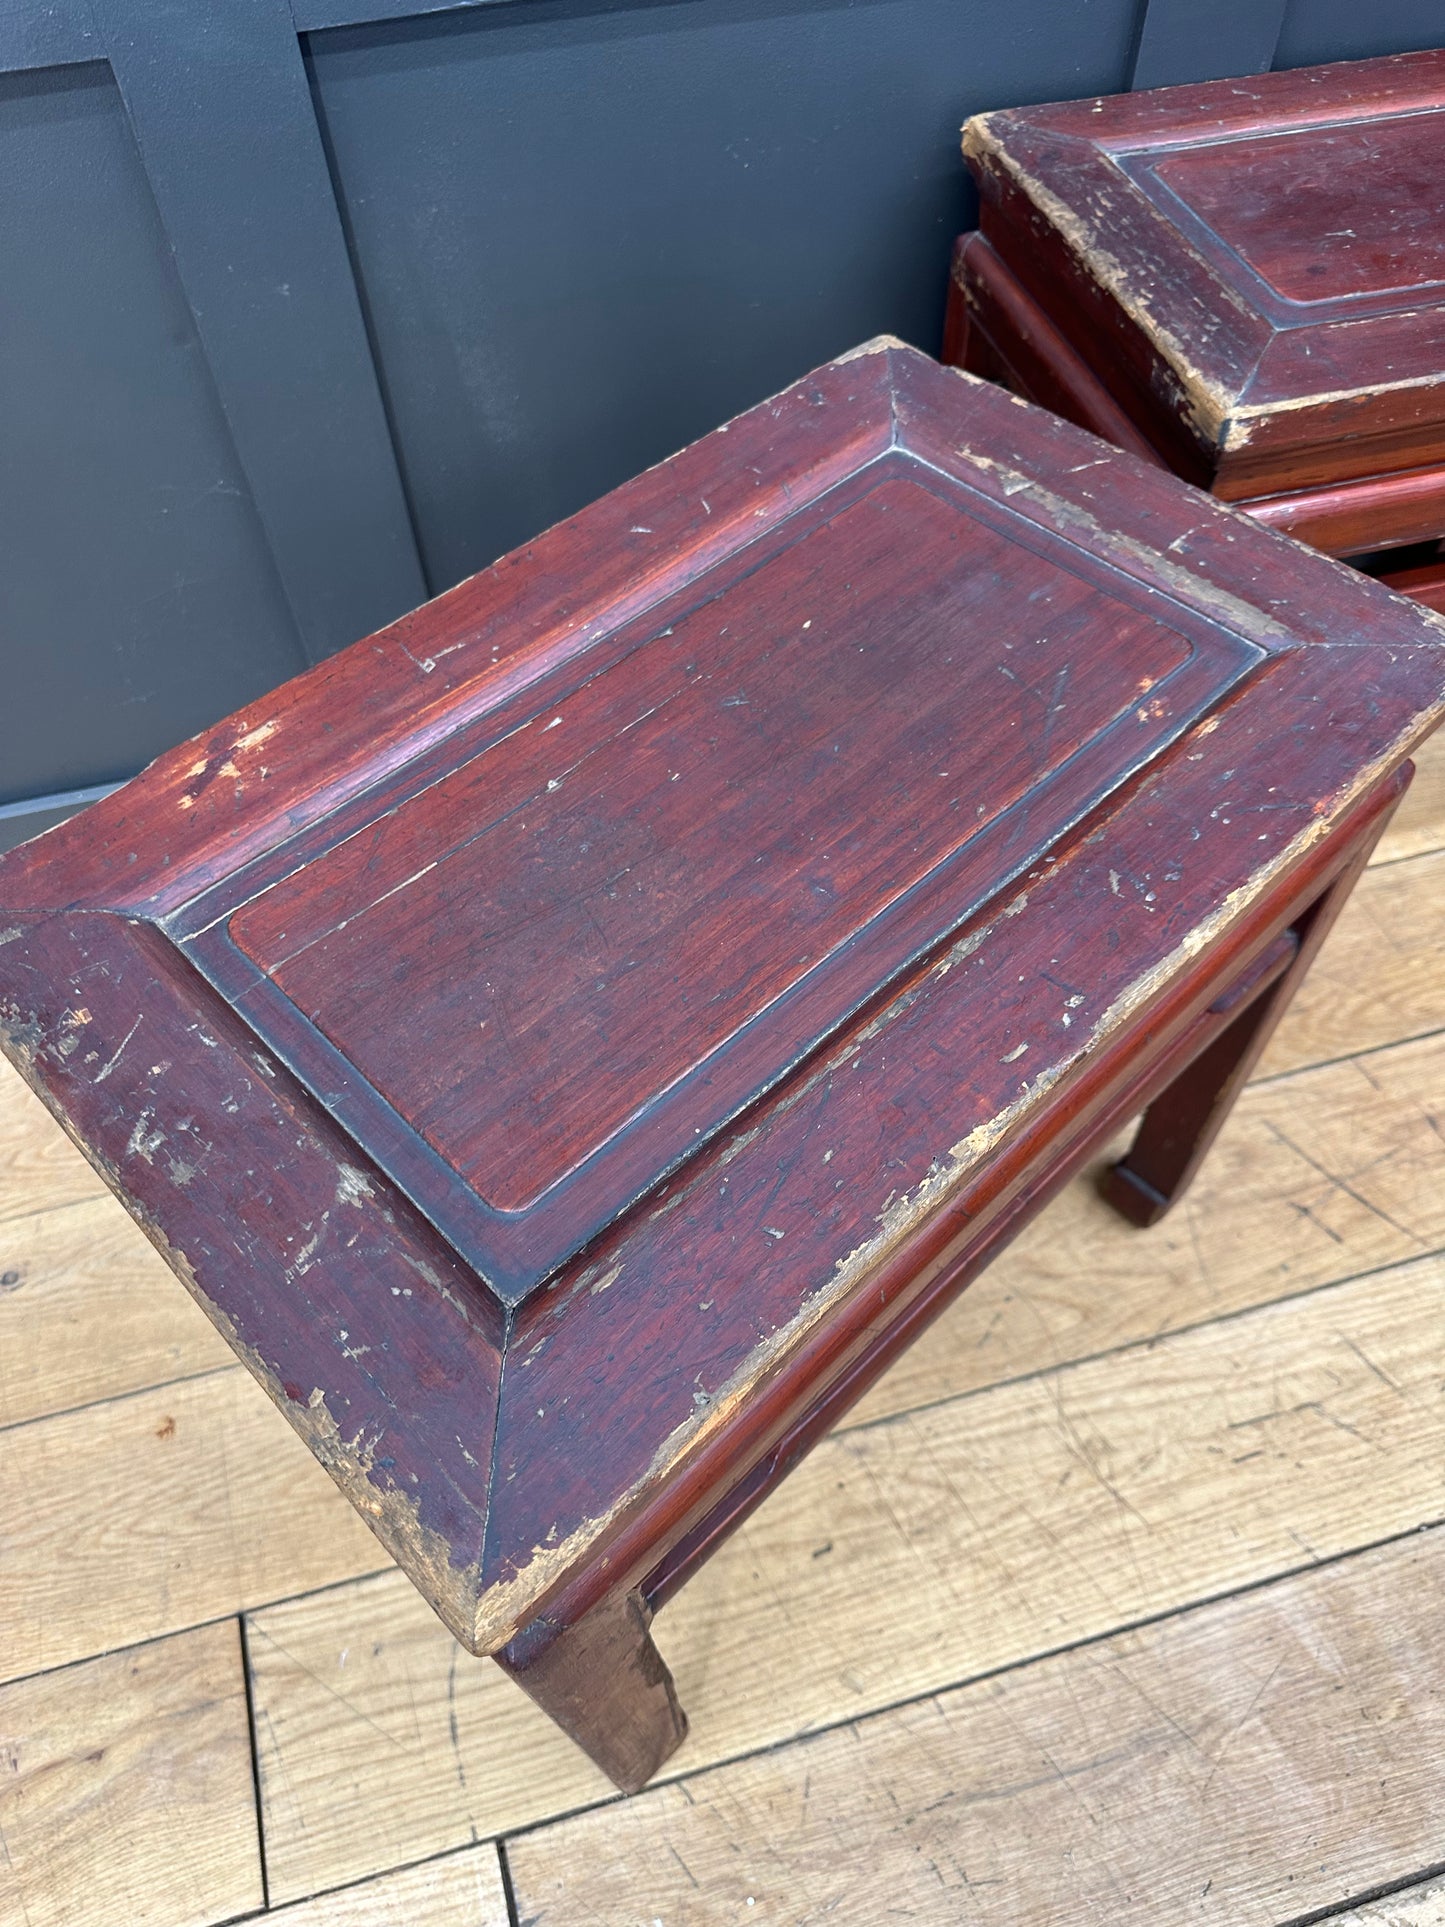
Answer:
xmin=946 ymin=51 xmax=1445 ymax=611
xmin=1 ymin=341 xmax=1441 ymax=1789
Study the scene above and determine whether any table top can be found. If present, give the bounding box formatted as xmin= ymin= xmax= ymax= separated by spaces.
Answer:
xmin=965 ymin=51 xmax=1445 ymax=499
xmin=2 ymin=341 xmax=1442 ymax=1650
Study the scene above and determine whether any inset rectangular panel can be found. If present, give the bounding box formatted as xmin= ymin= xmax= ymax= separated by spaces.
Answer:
xmin=209 ymin=435 xmax=1259 ymax=1298
xmin=1126 ymin=110 xmax=1445 ymax=317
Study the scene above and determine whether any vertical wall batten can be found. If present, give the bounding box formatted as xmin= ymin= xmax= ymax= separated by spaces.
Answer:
xmin=1130 ymin=0 xmax=1290 ymax=88
xmin=0 ymin=0 xmax=1438 ymax=847
xmin=91 ymin=0 xmax=426 ymax=664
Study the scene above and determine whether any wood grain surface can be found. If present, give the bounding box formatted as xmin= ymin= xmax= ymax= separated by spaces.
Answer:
xmin=507 ymin=1529 xmax=1445 ymax=1925
xmin=247 ymin=1248 xmax=1445 ymax=1898
xmin=0 ymin=1622 xmax=260 ymax=1927
xmin=261 ymin=1849 xmax=509 ymax=1927
xmin=0 ymin=757 xmax=1438 ymax=1917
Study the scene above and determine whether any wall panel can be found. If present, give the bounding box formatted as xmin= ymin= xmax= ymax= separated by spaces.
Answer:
xmin=0 ymin=0 xmax=1438 ymax=848
xmin=0 ymin=60 xmax=304 ymax=807
xmin=307 ymin=0 xmax=1140 ymax=593
xmin=1274 ymin=0 xmax=1443 ymax=69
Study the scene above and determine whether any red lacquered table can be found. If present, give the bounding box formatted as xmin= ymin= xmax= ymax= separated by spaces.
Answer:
xmin=1 ymin=341 xmax=1441 ymax=1790
xmin=945 ymin=50 xmax=1445 ymax=613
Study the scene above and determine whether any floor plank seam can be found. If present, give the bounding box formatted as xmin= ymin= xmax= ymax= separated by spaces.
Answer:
xmin=497 ymin=1839 xmax=525 ymax=1927
xmin=0 ymin=1562 xmax=400 ymax=1696
xmin=210 ymin=1836 xmax=510 ymax=1926
xmin=0 ymin=1186 xmax=108 ymax=1229
xmin=233 ymin=1560 xmax=398 ymax=1629
xmin=0 ymin=1557 xmax=396 ymax=1695
xmin=0 ymin=1360 xmax=244 ymax=1442
xmin=196 ymin=1906 xmax=281 ymax=1927
xmin=1276 ymin=1858 xmax=1445 ymax=1927
xmin=0 ymin=1358 xmax=246 ymax=1441
xmin=492 ymin=1514 xmax=1445 ymax=1854
xmin=0 ymin=1611 xmax=258 ymax=1694
xmin=1250 ymin=1019 xmax=1445 ymax=1089
xmin=1366 ymin=838 xmax=1445 ymax=870
xmin=237 ymin=1612 xmax=271 ymax=1914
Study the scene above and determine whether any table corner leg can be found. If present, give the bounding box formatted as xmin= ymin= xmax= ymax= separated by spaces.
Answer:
xmin=497 ymin=1587 xmax=688 ymax=1793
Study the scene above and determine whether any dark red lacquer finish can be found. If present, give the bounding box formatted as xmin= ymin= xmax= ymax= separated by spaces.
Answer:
xmin=2 ymin=342 xmax=1442 ymax=1790
xmin=952 ymin=51 xmax=1445 ymax=581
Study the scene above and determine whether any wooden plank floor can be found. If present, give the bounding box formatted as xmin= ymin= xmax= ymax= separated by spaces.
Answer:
xmin=0 ymin=727 xmax=1442 ymax=1927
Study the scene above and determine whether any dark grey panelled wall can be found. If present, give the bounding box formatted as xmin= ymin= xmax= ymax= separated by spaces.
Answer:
xmin=306 ymin=0 xmax=1142 ymax=591
xmin=1 ymin=0 xmax=1441 ymax=848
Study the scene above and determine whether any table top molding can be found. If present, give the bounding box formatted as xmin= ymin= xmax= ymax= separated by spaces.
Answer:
xmin=964 ymin=51 xmax=1445 ymax=494
xmin=4 ymin=342 xmax=1443 ymax=1655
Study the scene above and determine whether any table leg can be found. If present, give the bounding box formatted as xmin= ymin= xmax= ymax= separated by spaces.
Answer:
xmin=496 ymin=1587 xmax=688 ymax=1793
xmin=1102 ymin=793 xmax=1395 ymax=1229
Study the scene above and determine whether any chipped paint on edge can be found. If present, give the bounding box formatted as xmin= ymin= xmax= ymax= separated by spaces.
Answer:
xmin=0 ymin=1018 xmax=487 ymax=1649
xmin=465 ymin=720 xmax=1437 ymax=1651
xmin=962 ymin=119 xmax=1244 ymax=445
xmin=963 ymin=118 xmax=1445 ymax=450
xmin=832 ymin=334 xmax=912 ymax=363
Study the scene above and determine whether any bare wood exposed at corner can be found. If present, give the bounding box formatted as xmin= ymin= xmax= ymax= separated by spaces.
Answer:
xmin=0 ymin=1619 xmax=260 ymax=1927
xmin=246 ymin=1251 xmax=1445 ymax=1899
xmin=260 ymin=1848 xmax=510 ymax=1927
xmin=506 ymin=1528 xmax=1445 ymax=1927
xmin=4 ymin=1026 xmax=1443 ymax=1701
xmin=0 ymin=1366 xmax=385 ymax=1686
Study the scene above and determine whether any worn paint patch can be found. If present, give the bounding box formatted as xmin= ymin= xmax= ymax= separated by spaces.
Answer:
xmin=125 ymin=1108 xmax=166 ymax=1164
xmin=335 ymin=1163 xmax=375 ymax=1207
xmin=0 ymin=1004 xmax=492 ymax=1650
xmin=151 ymin=1233 xmax=486 ymax=1648
xmin=930 ymin=440 xmax=1295 ymax=645
xmin=176 ymin=716 xmax=280 ymax=811
xmin=465 ymin=718 xmax=1435 ymax=1650
xmin=294 ymin=1384 xmax=482 ymax=1645
xmin=962 ymin=117 xmax=1246 ymax=446
xmin=833 ymin=333 xmax=910 ymax=364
